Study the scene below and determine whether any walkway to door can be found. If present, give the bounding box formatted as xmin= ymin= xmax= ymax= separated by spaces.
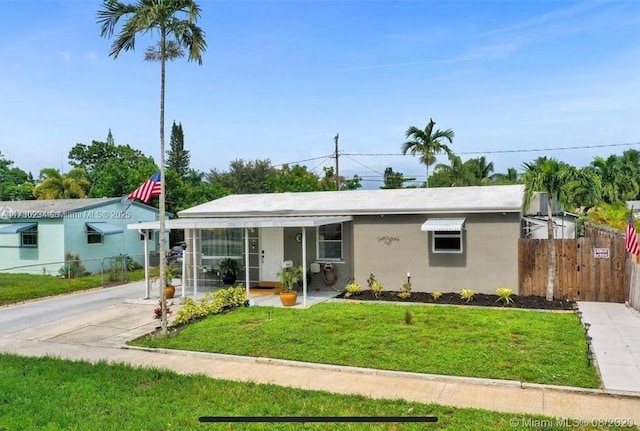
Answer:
xmin=577 ymin=301 xmax=640 ymax=394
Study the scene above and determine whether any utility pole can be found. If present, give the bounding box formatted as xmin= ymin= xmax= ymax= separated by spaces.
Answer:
xmin=334 ymin=133 xmax=340 ymax=190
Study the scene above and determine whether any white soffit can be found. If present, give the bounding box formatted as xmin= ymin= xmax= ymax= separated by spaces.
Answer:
xmin=421 ymin=218 xmax=466 ymax=232
xmin=128 ymin=216 xmax=353 ymax=231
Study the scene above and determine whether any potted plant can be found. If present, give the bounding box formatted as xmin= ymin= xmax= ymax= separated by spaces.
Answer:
xmin=219 ymin=257 xmax=240 ymax=285
xmin=150 ymin=261 xmax=179 ymax=299
xmin=277 ymin=265 xmax=303 ymax=306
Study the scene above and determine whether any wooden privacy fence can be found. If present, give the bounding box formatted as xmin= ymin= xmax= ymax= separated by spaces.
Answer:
xmin=625 ymin=258 xmax=640 ymax=312
xmin=519 ymin=228 xmax=627 ymax=302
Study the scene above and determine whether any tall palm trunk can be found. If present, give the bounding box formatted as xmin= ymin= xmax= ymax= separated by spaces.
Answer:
xmin=425 ymin=164 xmax=429 ymax=188
xmin=546 ymin=197 xmax=556 ymax=301
xmin=159 ymin=31 xmax=168 ymax=335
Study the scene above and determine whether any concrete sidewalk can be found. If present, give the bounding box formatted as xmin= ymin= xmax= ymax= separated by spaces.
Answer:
xmin=0 ymin=300 xmax=639 ymax=423
xmin=577 ymin=301 xmax=640 ymax=395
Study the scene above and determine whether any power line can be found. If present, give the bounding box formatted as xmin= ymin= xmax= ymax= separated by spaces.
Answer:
xmin=342 ymin=141 xmax=640 ymax=157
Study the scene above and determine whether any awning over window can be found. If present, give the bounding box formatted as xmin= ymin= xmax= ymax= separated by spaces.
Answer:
xmin=86 ymin=222 xmax=123 ymax=235
xmin=420 ymin=218 xmax=466 ymax=232
xmin=0 ymin=222 xmax=37 ymax=234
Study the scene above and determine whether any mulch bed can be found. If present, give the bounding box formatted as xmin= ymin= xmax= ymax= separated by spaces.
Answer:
xmin=336 ymin=290 xmax=576 ymax=311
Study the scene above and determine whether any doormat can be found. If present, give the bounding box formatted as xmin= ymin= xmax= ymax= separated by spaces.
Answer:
xmin=250 ymin=286 xmax=282 ymax=296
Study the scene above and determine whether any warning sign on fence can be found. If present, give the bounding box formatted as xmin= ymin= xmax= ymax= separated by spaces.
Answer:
xmin=594 ymin=248 xmax=610 ymax=259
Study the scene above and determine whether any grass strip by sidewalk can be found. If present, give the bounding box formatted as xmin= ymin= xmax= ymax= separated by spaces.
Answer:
xmin=0 ymin=269 xmax=146 ymax=306
xmin=0 ymin=354 xmax=629 ymax=431
xmin=132 ymin=302 xmax=600 ymax=388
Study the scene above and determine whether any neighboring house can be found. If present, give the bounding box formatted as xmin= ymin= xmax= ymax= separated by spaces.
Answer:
xmin=0 ymin=198 xmax=160 ymax=274
xmin=129 ymin=185 xmax=525 ymax=299
xmin=522 ymin=192 xmax=578 ymax=239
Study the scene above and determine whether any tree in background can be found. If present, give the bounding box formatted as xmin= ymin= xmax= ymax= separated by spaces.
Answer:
xmin=69 ymin=139 xmax=158 ymax=198
xmin=465 ymin=156 xmax=494 ymax=185
xmin=590 ymin=154 xmax=639 ymax=205
xmin=432 ymin=155 xmax=477 ymax=187
xmin=0 ymin=153 xmax=35 ymax=201
xmin=208 ymin=159 xmax=275 ymax=194
xmin=266 ymin=164 xmax=321 ymax=192
xmin=490 ymin=167 xmax=520 ymax=185
xmin=380 ymin=167 xmax=415 ymax=189
xmin=166 ymin=121 xmax=190 ymax=179
xmin=33 ymin=168 xmax=91 ymax=199
xmin=521 ymin=157 xmax=577 ymax=301
xmin=401 ymin=118 xmax=454 ymax=188
xmin=98 ymin=0 xmax=207 ymax=336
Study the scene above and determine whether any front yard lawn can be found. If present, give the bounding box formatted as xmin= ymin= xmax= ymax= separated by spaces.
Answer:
xmin=0 ymin=354 xmax=625 ymax=431
xmin=132 ymin=302 xmax=600 ymax=388
xmin=0 ymin=269 xmax=146 ymax=306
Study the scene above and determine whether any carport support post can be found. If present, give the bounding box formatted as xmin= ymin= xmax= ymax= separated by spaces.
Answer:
xmin=191 ymin=231 xmax=198 ymax=299
xmin=143 ymin=229 xmax=150 ymax=299
xmin=302 ymin=227 xmax=307 ymax=308
xmin=244 ymin=228 xmax=250 ymax=299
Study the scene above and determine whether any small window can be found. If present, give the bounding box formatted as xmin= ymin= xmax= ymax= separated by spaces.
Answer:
xmin=21 ymin=226 xmax=38 ymax=247
xmin=318 ymin=223 xmax=343 ymax=260
xmin=432 ymin=231 xmax=462 ymax=253
xmin=87 ymin=226 xmax=103 ymax=244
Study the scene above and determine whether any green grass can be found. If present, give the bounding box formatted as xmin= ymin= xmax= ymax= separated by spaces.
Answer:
xmin=0 ymin=354 xmax=629 ymax=431
xmin=133 ymin=302 xmax=600 ymax=388
xmin=0 ymin=269 xmax=146 ymax=306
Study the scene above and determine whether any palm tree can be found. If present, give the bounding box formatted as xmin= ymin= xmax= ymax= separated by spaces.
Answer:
xmin=97 ymin=0 xmax=206 ymax=335
xmin=434 ymin=156 xmax=475 ymax=187
xmin=490 ymin=167 xmax=519 ymax=184
xmin=33 ymin=168 xmax=91 ymax=199
xmin=590 ymin=155 xmax=639 ymax=204
xmin=464 ymin=156 xmax=494 ymax=185
xmin=521 ymin=157 xmax=577 ymax=301
xmin=401 ymin=118 xmax=454 ymax=187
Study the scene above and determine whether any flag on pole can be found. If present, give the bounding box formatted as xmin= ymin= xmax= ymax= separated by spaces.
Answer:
xmin=625 ymin=207 xmax=640 ymax=256
xmin=127 ymin=172 xmax=161 ymax=203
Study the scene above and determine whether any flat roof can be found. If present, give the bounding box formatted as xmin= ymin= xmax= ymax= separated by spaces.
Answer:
xmin=179 ymin=185 xmax=524 ymax=218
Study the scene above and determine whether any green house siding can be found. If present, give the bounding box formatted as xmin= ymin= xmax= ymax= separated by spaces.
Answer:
xmin=0 ymin=219 xmax=65 ymax=275
xmin=64 ymin=201 xmax=159 ymax=274
xmin=0 ymin=199 xmax=159 ymax=275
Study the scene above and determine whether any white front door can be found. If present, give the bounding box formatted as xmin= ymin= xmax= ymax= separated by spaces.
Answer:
xmin=259 ymin=228 xmax=284 ymax=282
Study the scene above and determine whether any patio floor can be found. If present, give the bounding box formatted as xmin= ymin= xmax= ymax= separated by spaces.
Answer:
xmin=165 ymin=282 xmax=341 ymax=309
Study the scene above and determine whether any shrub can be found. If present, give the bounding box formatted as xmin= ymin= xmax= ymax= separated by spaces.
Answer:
xmin=431 ymin=291 xmax=442 ymax=300
xmin=153 ymin=300 xmax=172 ymax=320
xmin=495 ymin=287 xmax=514 ymax=304
xmin=404 ymin=309 xmax=413 ymax=325
xmin=173 ymin=286 xmax=247 ymax=326
xmin=460 ymin=289 xmax=475 ymax=302
xmin=58 ymin=252 xmax=87 ymax=279
xmin=344 ymin=282 xmax=362 ymax=298
xmin=397 ymin=281 xmax=412 ymax=299
xmin=370 ymin=281 xmax=383 ymax=298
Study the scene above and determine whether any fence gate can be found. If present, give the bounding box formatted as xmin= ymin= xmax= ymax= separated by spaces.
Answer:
xmin=518 ymin=229 xmax=626 ymax=302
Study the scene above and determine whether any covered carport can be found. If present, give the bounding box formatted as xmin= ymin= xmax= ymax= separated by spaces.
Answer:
xmin=127 ymin=216 xmax=352 ymax=308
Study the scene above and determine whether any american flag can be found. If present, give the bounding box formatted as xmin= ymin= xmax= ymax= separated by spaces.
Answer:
xmin=127 ymin=172 xmax=161 ymax=203
xmin=626 ymin=207 xmax=640 ymax=256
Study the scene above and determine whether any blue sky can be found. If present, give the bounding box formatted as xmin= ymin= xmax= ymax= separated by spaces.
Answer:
xmin=2 ymin=1 xmax=640 ymax=188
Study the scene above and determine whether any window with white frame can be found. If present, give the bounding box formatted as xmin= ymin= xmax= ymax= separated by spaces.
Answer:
xmin=432 ymin=230 xmax=463 ymax=253
xmin=21 ymin=226 xmax=38 ymax=247
xmin=201 ymin=228 xmax=243 ymax=261
xmin=317 ymin=223 xmax=342 ymax=260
